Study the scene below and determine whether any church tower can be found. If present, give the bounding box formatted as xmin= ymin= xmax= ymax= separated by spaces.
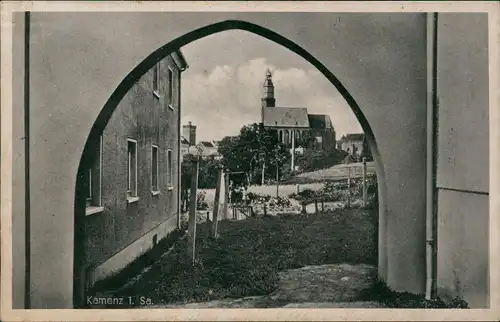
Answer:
xmin=261 ymin=68 xmax=276 ymax=109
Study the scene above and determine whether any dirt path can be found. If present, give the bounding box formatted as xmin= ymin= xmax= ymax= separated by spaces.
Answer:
xmin=151 ymin=263 xmax=384 ymax=308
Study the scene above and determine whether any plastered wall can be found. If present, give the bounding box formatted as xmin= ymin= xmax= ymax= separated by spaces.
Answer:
xmin=435 ymin=13 xmax=489 ymax=308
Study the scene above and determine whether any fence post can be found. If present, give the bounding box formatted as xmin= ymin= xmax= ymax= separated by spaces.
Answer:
xmin=187 ymin=157 xmax=199 ymax=265
xmin=264 ymin=204 xmax=267 ymax=216
xmin=275 ymin=166 xmax=279 ymax=198
xmin=362 ymin=157 xmax=367 ymax=207
xmin=321 ymin=200 xmax=324 ymax=212
xmin=347 ymin=166 xmax=351 ymax=208
xmin=223 ymin=172 xmax=229 ymax=220
xmin=314 ymin=199 xmax=318 ymax=214
xmin=211 ymin=166 xmax=223 ymax=238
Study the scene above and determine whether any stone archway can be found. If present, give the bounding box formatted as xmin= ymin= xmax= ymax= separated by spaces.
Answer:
xmin=73 ymin=19 xmax=387 ymax=307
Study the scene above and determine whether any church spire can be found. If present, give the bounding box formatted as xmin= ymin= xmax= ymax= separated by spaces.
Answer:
xmin=261 ymin=68 xmax=276 ymax=108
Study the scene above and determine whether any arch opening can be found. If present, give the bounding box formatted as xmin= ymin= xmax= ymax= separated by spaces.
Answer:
xmin=73 ymin=19 xmax=388 ymax=306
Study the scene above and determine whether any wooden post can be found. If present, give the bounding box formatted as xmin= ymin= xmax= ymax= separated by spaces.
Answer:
xmin=264 ymin=204 xmax=267 ymax=216
xmin=261 ymin=162 xmax=265 ymax=186
xmin=275 ymin=165 xmax=279 ymax=198
xmin=362 ymin=157 xmax=367 ymax=207
xmin=314 ymin=199 xmax=318 ymax=214
xmin=296 ymin=184 xmax=300 ymax=194
xmin=211 ymin=167 xmax=223 ymax=238
xmin=187 ymin=157 xmax=199 ymax=265
xmin=321 ymin=200 xmax=324 ymax=212
xmin=347 ymin=166 xmax=351 ymax=208
xmin=223 ymin=172 xmax=229 ymax=220
xmin=291 ymin=130 xmax=295 ymax=171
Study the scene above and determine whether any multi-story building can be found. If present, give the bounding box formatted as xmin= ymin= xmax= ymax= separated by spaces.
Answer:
xmin=81 ymin=50 xmax=188 ymax=291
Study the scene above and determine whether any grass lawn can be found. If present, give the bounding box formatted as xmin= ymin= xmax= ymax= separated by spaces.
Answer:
xmin=282 ymin=162 xmax=376 ymax=185
xmin=114 ymin=209 xmax=378 ymax=306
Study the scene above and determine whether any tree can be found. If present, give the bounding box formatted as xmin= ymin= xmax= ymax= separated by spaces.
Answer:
xmin=360 ymin=136 xmax=373 ymax=162
xmin=295 ymin=146 xmax=348 ymax=172
xmin=298 ymin=130 xmax=317 ymax=149
xmin=217 ymin=123 xmax=290 ymax=185
xmin=197 ymin=156 xmax=221 ymax=189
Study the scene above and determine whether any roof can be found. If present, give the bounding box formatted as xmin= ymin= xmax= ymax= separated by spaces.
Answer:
xmin=340 ymin=133 xmax=365 ymax=142
xmin=262 ymin=107 xmax=310 ymax=128
xmin=308 ymin=114 xmax=333 ymax=129
xmin=199 ymin=141 xmax=216 ymax=148
xmin=180 ymin=136 xmax=190 ymax=145
xmin=263 ymin=69 xmax=274 ymax=88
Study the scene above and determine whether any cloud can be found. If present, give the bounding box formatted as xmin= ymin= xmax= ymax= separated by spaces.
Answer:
xmin=181 ymin=57 xmax=362 ymax=141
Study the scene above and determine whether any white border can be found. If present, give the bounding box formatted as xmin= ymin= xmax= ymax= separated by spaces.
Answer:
xmin=1 ymin=1 xmax=498 ymax=321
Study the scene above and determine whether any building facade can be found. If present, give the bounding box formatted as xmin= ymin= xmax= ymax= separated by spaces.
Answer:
xmin=338 ymin=133 xmax=365 ymax=159
xmin=260 ymin=69 xmax=336 ymax=150
xmin=81 ymin=50 xmax=188 ymax=291
xmin=197 ymin=141 xmax=221 ymax=159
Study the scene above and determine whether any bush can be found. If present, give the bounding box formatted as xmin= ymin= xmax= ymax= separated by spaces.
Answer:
xmin=295 ymin=147 xmax=348 ymax=172
xmin=197 ymin=191 xmax=209 ymax=210
xmin=360 ymin=278 xmax=470 ymax=308
xmin=182 ymin=157 xmax=221 ymax=190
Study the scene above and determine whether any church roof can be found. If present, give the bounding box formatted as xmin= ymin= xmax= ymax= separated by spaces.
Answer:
xmin=262 ymin=107 xmax=310 ymax=128
xmin=308 ymin=114 xmax=333 ymax=129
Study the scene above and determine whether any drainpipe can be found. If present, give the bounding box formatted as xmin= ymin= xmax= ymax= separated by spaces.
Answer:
xmin=425 ymin=12 xmax=438 ymax=300
xmin=177 ymin=63 xmax=189 ymax=229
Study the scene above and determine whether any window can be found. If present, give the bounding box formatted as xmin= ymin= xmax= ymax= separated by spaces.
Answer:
xmin=153 ymin=63 xmax=160 ymax=97
xmin=85 ymin=135 xmax=103 ymax=215
xmin=151 ymin=145 xmax=159 ymax=193
xmin=167 ymin=67 xmax=174 ymax=109
xmin=167 ymin=149 xmax=173 ymax=189
xmin=127 ymin=139 xmax=138 ymax=200
xmin=86 ymin=168 xmax=92 ymax=205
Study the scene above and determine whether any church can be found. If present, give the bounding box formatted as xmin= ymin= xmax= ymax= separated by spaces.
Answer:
xmin=260 ymin=69 xmax=336 ymax=151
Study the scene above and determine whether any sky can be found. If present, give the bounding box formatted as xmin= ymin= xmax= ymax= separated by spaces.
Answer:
xmin=180 ymin=30 xmax=363 ymax=142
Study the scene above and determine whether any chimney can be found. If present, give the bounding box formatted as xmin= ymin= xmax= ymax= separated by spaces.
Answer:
xmin=182 ymin=121 xmax=197 ymax=146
